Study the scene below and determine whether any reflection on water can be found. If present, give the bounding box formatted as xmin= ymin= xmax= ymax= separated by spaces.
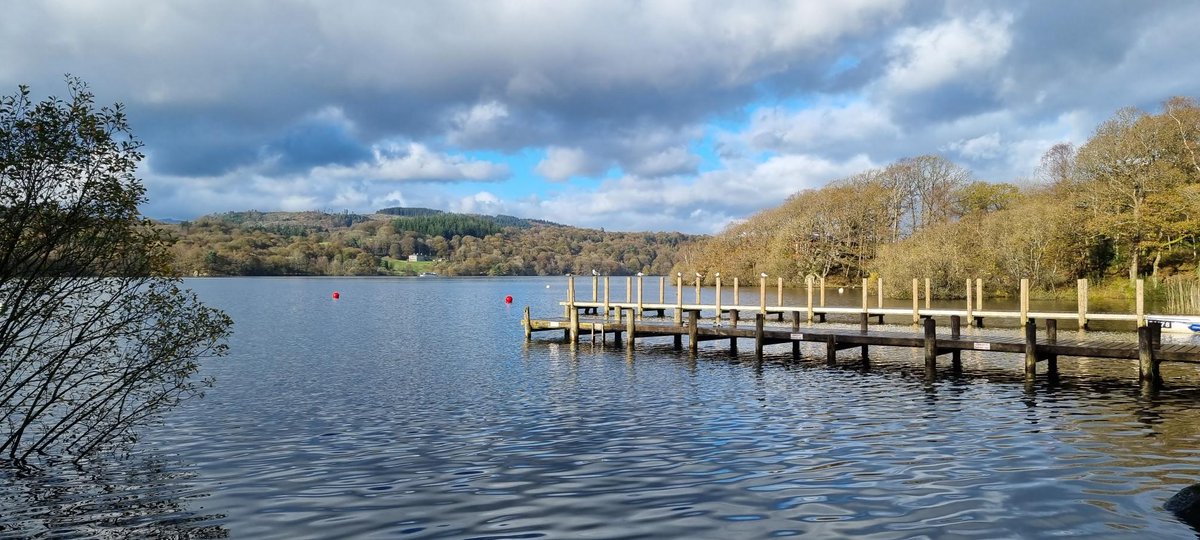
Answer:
xmin=0 ymin=453 xmax=226 ymax=538
xmin=4 ymin=277 xmax=1200 ymax=538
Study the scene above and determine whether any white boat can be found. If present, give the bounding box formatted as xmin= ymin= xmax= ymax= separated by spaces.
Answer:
xmin=419 ymin=272 xmax=438 ymax=277
xmin=1147 ymin=316 xmax=1200 ymax=333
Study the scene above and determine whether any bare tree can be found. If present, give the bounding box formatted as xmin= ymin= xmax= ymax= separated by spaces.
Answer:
xmin=0 ymin=79 xmax=232 ymax=466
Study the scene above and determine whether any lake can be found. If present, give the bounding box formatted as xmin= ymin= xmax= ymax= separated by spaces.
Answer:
xmin=4 ymin=276 xmax=1200 ymax=538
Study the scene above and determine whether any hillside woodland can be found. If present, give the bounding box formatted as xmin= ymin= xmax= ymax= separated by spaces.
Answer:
xmin=162 ymin=210 xmax=693 ymax=277
xmin=673 ymin=97 xmax=1200 ymax=298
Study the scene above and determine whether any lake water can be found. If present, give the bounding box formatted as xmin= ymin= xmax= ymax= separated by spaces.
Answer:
xmin=4 ymin=276 xmax=1200 ymax=538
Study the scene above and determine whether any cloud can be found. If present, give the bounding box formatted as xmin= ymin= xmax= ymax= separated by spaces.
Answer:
xmin=447 ymin=100 xmax=510 ymax=146
xmin=512 ymin=153 xmax=877 ymax=233
xmin=5 ymin=1 xmax=1200 ymax=235
xmin=630 ymin=147 xmax=701 ymax=178
xmin=882 ymin=12 xmax=1014 ymax=94
xmin=945 ymin=132 xmax=1002 ymax=160
xmin=743 ymin=101 xmax=899 ymax=155
xmin=314 ymin=142 xmax=509 ymax=183
xmin=535 ymin=147 xmax=605 ymax=182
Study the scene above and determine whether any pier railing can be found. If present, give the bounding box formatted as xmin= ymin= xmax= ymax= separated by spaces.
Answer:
xmin=562 ymin=274 xmax=1170 ymax=330
xmin=524 ymin=274 xmax=1200 ymax=389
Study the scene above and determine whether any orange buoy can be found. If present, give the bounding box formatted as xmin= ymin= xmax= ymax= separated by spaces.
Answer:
xmin=332 ymin=291 xmax=340 ymax=299
xmin=504 ymin=295 xmax=513 ymax=304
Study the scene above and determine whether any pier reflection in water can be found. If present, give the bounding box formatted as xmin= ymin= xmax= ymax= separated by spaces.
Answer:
xmin=3 ymin=277 xmax=1200 ymax=538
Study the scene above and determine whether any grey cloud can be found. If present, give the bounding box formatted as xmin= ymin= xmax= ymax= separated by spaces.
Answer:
xmin=6 ymin=0 xmax=1200 ymax=229
xmin=263 ymin=114 xmax=372 ymax=174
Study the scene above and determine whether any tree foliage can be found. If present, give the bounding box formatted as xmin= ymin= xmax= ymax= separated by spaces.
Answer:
xmin=680 ymin=97 xmax=1200 ymax=297
xmin=163 ymin=210 xmax=695 ymax=277
xmin=0 ymin=79 xmax=231 ymax=465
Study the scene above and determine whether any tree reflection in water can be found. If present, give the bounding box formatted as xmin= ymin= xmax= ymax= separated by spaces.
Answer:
xmin=0 ymin=453 xmax=226 ymax=538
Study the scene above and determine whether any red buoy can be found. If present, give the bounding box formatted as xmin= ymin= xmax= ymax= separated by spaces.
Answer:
xmin=332 ymin=291 xmax=340 ymax=299
xmin=504 ymin=295 xmax=513 ymax=304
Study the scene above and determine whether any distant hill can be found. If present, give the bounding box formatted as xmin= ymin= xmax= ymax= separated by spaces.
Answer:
xmin=375 ymin=206 xmax=443 ymax=217
xmin=162 ymin=208 xmax=698 ymax=277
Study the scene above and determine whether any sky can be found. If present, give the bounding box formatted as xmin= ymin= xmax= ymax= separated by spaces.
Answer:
xmin=3 ymin=1 xmax=1199 ymax=234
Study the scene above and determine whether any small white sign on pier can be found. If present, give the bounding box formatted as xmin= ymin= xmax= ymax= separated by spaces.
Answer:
xmin=548 ymin=322 xmax=560 ymax=328
xmin=790 ymin=333 xmax=804 ymax=340
xmin=973 ymin=342 xmax=991 ymax=351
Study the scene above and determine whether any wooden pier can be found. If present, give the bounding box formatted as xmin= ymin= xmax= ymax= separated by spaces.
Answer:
xmin=523 ymin=275 xmax=1200 ymax=388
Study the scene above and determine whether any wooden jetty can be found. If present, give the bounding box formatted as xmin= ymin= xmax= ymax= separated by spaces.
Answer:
xmin=523 ymin=275 xmax=1200 ymax=388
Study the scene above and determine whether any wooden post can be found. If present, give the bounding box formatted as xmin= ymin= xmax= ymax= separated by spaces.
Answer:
xmin=861 ymin=278 xmax=869 ymax=315
xmin=1077 ymin=278 xmax=1088 ymax=330
xmin=923 ymin=317 xmax=936 ymax=378
xmin=950 ymin=315 xmax=961 ymax=373
xmin=688 ymin=310 xmax=698 ymax=353
xmin=694 ymin=274 xmax=701 ymax=304
xmin=615 ymin=295 xmax=622 ymax=324
xmin=1138 ymin=325 xmax=1158 ymax=385
xmin=730 ymin=309 xmax=739 ymax=328
xmin=592 ymin=275 xmax=598 ymax=302
xmin=759 ymin=275 xmax=767 ymax=314
xmin=791 ymin=311 xmax=801 ymax=359
xmin=825 ymin=335 xmax=836 ymax=366
xmin=754 ymin=313 xmax=764 ymax=359
xmin=859 ymin=311 xmax=868 ymax=333
xmin=1136 ymin=278 xmax=1145 ymax=327
xmin=626 ymin=276 xmax=633 ymax=303
xmin=877 ymin=278 xmax=884 ymax=309
xmin=976 ymin=279 xmax=983 ymax=311
xmin=819 ymin=276 xmax=825 ymax=307
xmin=924 ymin=278 xmax=931 ymax=310
xmin=1020 ymin=278 xmax=1029 ymax=326
xmin=603 ymin=276 xmax=611 ymax=321
xmin=523 ymin=306 xmax=532 ymax=340
xmin=1045 ymin=319 xmax=1058 ymax=376
xmin=806 ymin=276 xmax=814 ymax=322
xmin=1149 ymin=322 xmax=1162 ymax=386
xmin=777 ymin=277 xmax=784 ymax=306
xmin=733 ymin=277 xmax=740 ymax=306
xmin=626 ymin=309 xmax=635 ymax=350
xmin=675 ymin=274 xmax=683 ymax=324
xmin=565 ymin=275 xmax=575 ymax=318
xmin=636 ymin=275 xmax=644 ymax=319
xmin=673 ymin=334 xmax=682 ymax=350
xmin=912 ymin=278 xmax=919 ymax=325
xmin=965 ymin=279 xmax=973 ymax=327
xmin=569 ymin=306 xmax=579 ymax=346
xmin=659 ymin=276 xmax=666 ymax=304
xmin=715 ymin=275 xmax=722 ymax=324
xmin=1024 ymin=320 xmax=1037 ymax=377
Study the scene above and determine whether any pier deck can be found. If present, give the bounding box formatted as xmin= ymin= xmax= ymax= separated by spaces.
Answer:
xmin=524 ymin=275 xmax=1200 ymax=387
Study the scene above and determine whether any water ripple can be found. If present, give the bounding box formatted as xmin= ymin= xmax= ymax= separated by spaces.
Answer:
xmin=4 ymin=277 xmax=1200 ymax=539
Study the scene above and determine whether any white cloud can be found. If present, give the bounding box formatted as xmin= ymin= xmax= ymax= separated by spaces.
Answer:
xmin=313 ymin=142 xmax=508 ymax=182
xmin=630 ymin=147 xmax=701 ymax=177
xmin=535 ymin=146 xmax=605 ymax=182
xmin=507 ymin=153 xmax=877 ymax=233
xmin=452 ymin=191 xmax=503 ymax=214
xmin=744 ymin=101 xmax=899 ymax=152
xmin=945 ymin=132 xmax=1002 ymax=160
xmin=883 ymin=12 xmax=1013 ymax=93
xmin=447 ymin=100 xmax=510 ymax=145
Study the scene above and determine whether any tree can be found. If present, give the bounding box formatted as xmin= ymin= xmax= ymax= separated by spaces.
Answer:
xmin=0 ymin=79 xmax=232 ymax=465
xmin=1074 ymin=106 xmax=1194 ymax=282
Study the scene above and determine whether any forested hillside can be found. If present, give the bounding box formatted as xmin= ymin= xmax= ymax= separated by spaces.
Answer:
xmin=674 ymin=97 xmax=1200 ymax=298
xmin=162 ymin=209 xmax=694 ymax=277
